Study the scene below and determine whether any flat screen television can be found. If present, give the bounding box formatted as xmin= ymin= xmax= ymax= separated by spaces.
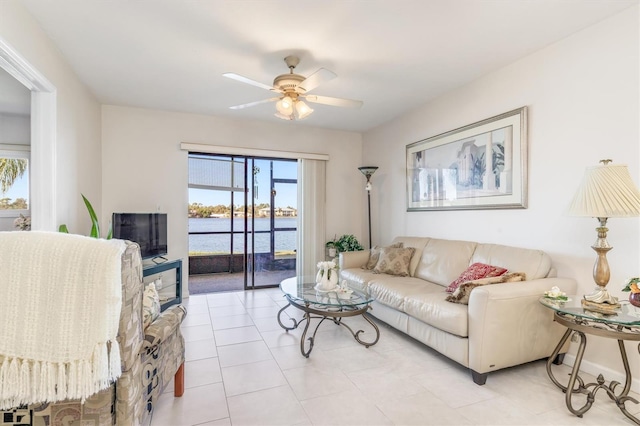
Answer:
xmin=112 ymin=213 xmax=168 ymax=259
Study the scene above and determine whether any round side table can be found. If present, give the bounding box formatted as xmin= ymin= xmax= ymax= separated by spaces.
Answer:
xmin=540 ymin=296 xmax=640 ymax=425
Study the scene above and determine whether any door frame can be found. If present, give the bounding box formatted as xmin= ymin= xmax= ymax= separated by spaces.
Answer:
xmin=0 ymin=37 xmax=57 ymax=231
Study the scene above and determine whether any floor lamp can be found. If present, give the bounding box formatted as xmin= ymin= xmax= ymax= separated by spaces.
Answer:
xmin=358 ymin=166 xmax=378 ymax=249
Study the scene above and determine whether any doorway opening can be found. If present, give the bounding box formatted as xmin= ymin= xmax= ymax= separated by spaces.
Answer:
xmin=0 ymin=37 xmax=56 ymax=231
xmin=187 ymin=153 xmax=298 ymax=293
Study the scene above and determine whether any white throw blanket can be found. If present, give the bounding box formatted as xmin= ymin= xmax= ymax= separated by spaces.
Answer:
xmin=0 ymin=231 xmax=126 ymax=409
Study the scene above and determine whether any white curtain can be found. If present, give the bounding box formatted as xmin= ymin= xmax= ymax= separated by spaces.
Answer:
xmin=296 ymin=159 xmax=326 ymax=278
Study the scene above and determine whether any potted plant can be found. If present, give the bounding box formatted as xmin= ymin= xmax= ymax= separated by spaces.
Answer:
xmin=334 ymin=234 xmax=364 ymax=253
xmin=325 ymin=236 xmax=338 ymax=258
xmin=59 ymin=194 xmax=112 ymax=239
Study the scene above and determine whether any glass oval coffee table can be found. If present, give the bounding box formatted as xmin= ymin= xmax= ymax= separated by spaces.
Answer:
xmin=278 ymin=277 xmax=380 ymax=357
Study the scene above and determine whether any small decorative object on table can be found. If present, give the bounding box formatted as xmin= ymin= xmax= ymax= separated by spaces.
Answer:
xmin=335 ymin=280 xmax=354 ymax=300
xmin=544 ymin=286 xmax=569 ymax=302
xmin=580 ymin=296 xmax=621 ymax=311
xmin=315 ymin=260 xmax=339 ymax=291
xmin=622 ymin=277 xmax=640 ymax=308
xmin=580 ymin=299 xmax=620 ymax=315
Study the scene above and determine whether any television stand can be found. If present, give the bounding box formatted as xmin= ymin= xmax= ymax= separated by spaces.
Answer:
xmin=151 ymin=255 xmax=169 ymax=265
xmin=143 ymin=259 xmax=182 ymax=311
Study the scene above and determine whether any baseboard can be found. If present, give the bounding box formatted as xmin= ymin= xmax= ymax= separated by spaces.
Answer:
xmin=563 ymin=353 xmax=640 ymax=394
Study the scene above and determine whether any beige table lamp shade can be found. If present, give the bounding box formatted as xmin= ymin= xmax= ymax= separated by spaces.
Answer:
xmin=568 ymin=163 xmax=640 ymax=218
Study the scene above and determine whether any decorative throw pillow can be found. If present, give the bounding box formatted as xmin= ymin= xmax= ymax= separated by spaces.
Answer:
xmin=373 ymin=246 xmax=416 ymax=277
xmin=143 ymin=282 xmax=161 ymax=329
xmin=445 ymin=263 xmax=508 ymax=293
xmin=363 ymin=242 xmax=404 ymax=270
xmin=445 ymin=272 xmax=527 ymax=304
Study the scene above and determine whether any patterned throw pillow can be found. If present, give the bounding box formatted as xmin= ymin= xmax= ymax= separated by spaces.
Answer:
xmin=143 ymin=282 xmax=161 ymax=329
xmin=445 ymin=272 xmax=527 ymax=304
xmin=363 ymin=242 xmax=404 ymax=270
xmin=373 ymin=246 xmax=416 ymax=277
xmin=445 ymin=262 xmax=508 ymax=293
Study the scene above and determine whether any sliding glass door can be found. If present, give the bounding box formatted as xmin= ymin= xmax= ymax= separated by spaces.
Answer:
xmin=188 ymin=153 xmax=297 ymax=292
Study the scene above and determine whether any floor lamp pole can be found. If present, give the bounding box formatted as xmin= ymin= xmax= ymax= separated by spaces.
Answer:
xmin=366 ymin=188 xmax=372 ymax=249
xmin=358 ymin=166 xmax=378 ymax=250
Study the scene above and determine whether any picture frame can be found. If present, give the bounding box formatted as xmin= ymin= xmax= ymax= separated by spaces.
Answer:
xmin=406 ymin=107 xmax=527 ymax=211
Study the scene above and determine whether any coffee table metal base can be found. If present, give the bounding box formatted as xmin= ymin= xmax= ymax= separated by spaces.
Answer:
xmin=277 ymin=298 xmax=380 ymax=357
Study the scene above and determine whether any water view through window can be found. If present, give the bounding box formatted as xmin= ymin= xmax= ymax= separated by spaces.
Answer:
xmin=188 ymin=216 xmax=297 ymax=254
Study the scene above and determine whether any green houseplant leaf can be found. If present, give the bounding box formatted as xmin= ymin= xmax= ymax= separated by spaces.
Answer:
xmin=58 ymin=194 xmax=111 ymax=239
xmin=325 ymin=235 xmax=338 ymax=249
xmin=82 ymin=193 xmax=100 ymax=238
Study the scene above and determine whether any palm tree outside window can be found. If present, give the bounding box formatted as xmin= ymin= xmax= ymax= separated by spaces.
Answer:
xmin=0 ymin=152 xmax=29 ymax=213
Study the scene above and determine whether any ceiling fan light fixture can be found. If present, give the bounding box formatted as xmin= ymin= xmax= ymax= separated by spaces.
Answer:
xmin=224 ymin=55 xmax=362 ymax=120
xmin=281 ymin=96 xmax=293 ymax=109
xmin=276 ymin=98 xmax=293 ymax=115
xmin=295 ymin=100 xmax=313 ymax=120
xmin=274 ymin=111 xmax=293 ymax=121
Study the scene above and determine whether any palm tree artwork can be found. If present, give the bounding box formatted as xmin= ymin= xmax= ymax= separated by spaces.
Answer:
xmin=468 ymin=143 xmax=505 ymax=189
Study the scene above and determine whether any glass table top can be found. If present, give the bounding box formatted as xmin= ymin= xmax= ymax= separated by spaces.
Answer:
xmin=539 ymin=296 xmax=640 ymax=326
xmin=280 ymin=276 xmax=374 ymax=308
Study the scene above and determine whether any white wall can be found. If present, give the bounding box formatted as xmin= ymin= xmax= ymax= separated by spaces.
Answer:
xmin=363 ymin=6 xmax=639 ymax=386
xmin=0 ymin=1 xmax=102 ymax=233
xmin=0 ymin=113 xmax=29 ymax=145
xmin=101 ymin=106 xmax=363 ymax=294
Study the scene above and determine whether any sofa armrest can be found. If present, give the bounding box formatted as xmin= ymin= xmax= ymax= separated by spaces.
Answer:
xmin=339 ymin=250 xmax=370 ymax=270
xmin=142 ymin=304 xmax=187 ymax=353
xmin=467 ymin=277 xmax=577 ymax=375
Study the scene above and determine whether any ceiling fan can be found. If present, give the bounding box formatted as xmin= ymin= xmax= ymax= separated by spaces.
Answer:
xmin=223 ymin=55 xmax=363 ymax=121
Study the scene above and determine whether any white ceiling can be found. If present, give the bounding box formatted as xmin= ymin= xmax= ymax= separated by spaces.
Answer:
xmin=18 ymin=0 xmax=638 ymax=132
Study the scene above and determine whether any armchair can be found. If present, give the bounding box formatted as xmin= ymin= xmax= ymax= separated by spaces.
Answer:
xmin=0 ymin=236 xmax=186 ymax=426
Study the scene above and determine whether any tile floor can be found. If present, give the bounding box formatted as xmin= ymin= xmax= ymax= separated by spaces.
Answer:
xmin=152 ymin=288 xmax=640 ymax=426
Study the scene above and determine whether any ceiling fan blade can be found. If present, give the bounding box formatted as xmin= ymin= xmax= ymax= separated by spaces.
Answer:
xmin=298 ymin=68 xmax=337 ymax=93
xmin=223 ymin=72 xmax=276 ymax=91
xmin=229 ymin=97 xmax=279 ymax=110
xmin=303 ymin=95 xmax=363 ymax=109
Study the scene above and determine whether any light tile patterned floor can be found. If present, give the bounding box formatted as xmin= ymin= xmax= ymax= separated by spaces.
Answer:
xmin=151 ymin=289 xmax=640 ymax=426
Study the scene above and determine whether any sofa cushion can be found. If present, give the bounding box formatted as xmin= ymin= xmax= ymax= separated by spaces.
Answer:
xmin=414 ymin=238 xmax=478 ymax=286
xmin=404 ymin=292 xmax=469 ymax=337
xmin=363 ymin=242 xmax=404 ymax=270
xmin=445 ymin=263 xmax=508 ymax=293
xmin=369 ymin=277 xmax=440 ymax=311
xmin=391 ymin=237 xmax=430 ymax=277
xmin=341 ymin=268 xmax=378 ymax=292
xmin=373 ymin=246 xmax=416 ymax=277
xmin=471 ymin=243 xmax=552 ymax=280
xmin=445 ymin=272 xmax=527 ymax=304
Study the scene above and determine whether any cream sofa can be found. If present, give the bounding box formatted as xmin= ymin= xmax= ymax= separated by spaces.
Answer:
xmin=339 ymin=236 xmax=576 ymax=385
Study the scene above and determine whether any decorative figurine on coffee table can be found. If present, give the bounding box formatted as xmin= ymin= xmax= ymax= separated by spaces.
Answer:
xmin=315 ymin=260 xmax=339 ymax=291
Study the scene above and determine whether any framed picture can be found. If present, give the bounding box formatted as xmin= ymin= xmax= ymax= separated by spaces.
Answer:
xmin=406 ymin=107 xmax=527 ymax=211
